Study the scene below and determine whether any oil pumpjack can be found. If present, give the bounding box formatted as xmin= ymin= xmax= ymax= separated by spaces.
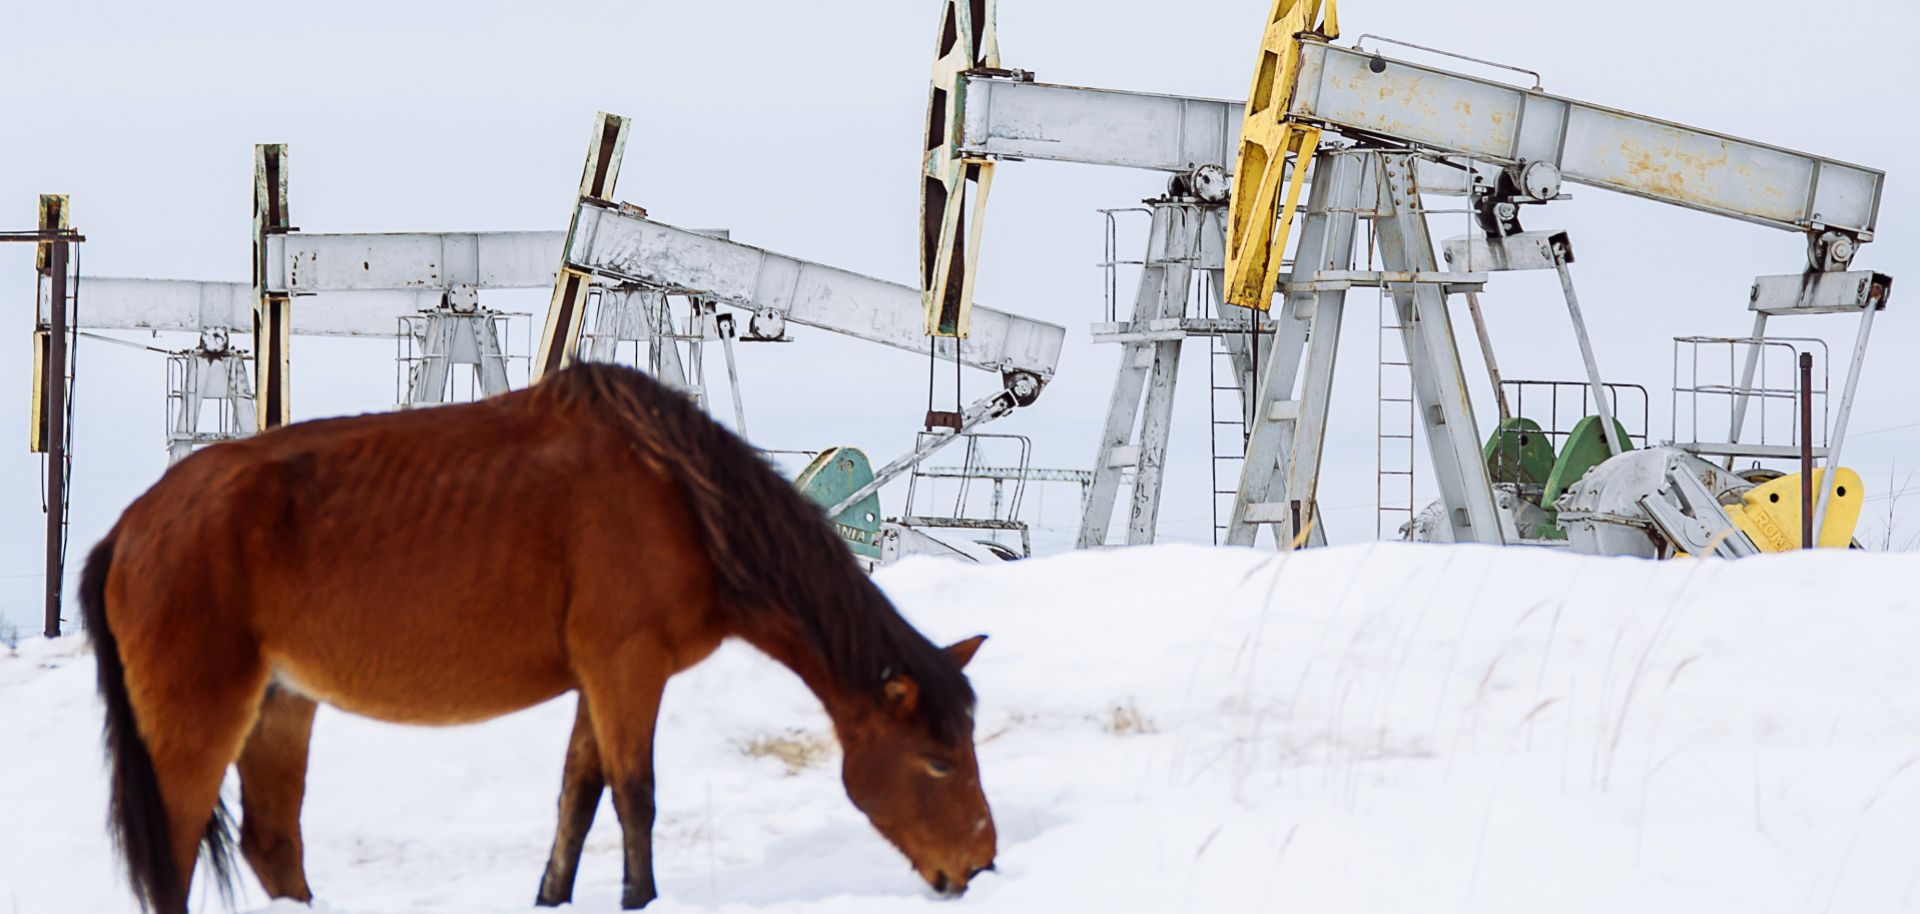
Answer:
xmin=918 ymin=0 xmax=1888 ymax=556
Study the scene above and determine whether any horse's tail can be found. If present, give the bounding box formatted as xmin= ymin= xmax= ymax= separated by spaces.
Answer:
xmin=82 ymin=536 xmax=238 ymax=913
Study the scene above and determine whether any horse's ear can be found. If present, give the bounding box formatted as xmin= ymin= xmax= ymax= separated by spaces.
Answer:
xmin=882 ymin=674 xmax=920 ymax=716
xmin=943 ymin=634 xmax=988 ymax=669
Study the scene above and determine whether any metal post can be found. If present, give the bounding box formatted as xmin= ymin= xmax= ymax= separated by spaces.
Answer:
xmin=648 ymin=293 xmax=692 ymax=392
xmin=1799 ymin=352 xmax=1813 ymax=549
xmin=687 ymin=300 xmax=710 ymax=410
xmin=1225 ymin=148 xmax=1364 ymax=548
xmin=716 ymin=313 xmax=748 ymax=437
xmin=43 ymin=229 xmax=69 ymax=638
xmin=827 ymin=388 xmax=1020 ymax=517
xmin=1551 ymin=241 xmax=1623 ymax=456
xmin=1126 ymin=205 xmax=1203 ymax=545
xmin=1462 ymin=290 xmax=1511 ymax=422
xmin=1724 ymin=311 xmax=1769 ymax=469
xmin=1369 ymin=154 xmax=1505 ymax=544
xmin=1809 ymin=293 xmax=1882 ymax=537
xmin=1077 ymin=202 xmax=1182 ymax=548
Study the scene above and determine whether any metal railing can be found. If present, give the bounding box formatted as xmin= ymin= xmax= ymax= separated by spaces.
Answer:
xmin=1500 ymin=379 xmax=1651 ymax=451
xmin=901 ymin=432 xmax=1038 ymax=556
xmin=1670 ymin=335 xmax=1828 ymax=457
xmin=393 ymin=310 xmax=531 ymax=406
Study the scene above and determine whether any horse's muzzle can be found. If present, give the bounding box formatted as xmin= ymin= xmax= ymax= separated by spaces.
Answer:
xmin=932 ymin=862 xmax=995 ymax=899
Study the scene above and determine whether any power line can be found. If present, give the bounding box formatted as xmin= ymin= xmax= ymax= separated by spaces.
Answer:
xmin=1865 ymin=484 xmax=1920 ymax=504
xmin=1848 ymin=420 xmax=1920 ymax=440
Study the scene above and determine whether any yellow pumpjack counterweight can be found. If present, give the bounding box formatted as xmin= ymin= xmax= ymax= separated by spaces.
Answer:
xmin=1725 ymin=468 xmax=1864 ymax=551
xmin=1224 ymin=0 xmax=1338 ymax=311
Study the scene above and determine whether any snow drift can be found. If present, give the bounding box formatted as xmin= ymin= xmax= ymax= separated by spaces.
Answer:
xmin=2 ymin=543 xmax=1917 ymax=912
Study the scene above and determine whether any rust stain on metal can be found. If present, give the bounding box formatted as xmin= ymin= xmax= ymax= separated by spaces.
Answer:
xmin=1617 ymin=139 xmax=1731 ymax=207
xmin=1605 ymin=134 xmax=1796 ymax=220
xmin=1375 ymin=75 xmax=1440 ymax=118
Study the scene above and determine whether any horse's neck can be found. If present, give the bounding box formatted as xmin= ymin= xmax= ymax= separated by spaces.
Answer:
xmin=730 ymin=610 xmax=868 ymax=731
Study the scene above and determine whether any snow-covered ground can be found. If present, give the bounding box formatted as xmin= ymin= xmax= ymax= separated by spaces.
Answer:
xmin=3 ymin=543 xmax=1918 ymax=913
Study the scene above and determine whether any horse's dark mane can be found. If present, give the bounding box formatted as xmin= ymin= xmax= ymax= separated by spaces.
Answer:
xmin=541 ymin=362 xmax=974 ymax=742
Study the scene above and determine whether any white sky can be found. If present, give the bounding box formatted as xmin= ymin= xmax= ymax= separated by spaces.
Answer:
xmin=3 ymin=0 xmax=1917 ymax=635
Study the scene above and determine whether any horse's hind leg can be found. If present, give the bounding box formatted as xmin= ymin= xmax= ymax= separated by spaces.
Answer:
xmin=237 ymin=686 xmax=319 ymax=902
xmin=537 ymin=694 xmax=606 ymax=906
xmin=136 ymin=656 xmax=269 ymax=911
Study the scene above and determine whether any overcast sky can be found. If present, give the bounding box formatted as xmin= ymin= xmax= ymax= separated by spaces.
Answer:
xmin=3 ymin=0 xmax=1916 ymax=636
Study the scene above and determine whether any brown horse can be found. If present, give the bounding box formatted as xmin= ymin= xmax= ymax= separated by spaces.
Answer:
xmin=80 ymin=362 xmax=996 ymax=913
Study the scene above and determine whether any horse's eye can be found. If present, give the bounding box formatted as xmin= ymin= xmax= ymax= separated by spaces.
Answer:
xmin=925 ymin=759 xmax=952 ymax=778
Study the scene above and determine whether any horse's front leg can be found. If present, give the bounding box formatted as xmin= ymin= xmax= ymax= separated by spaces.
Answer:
xmin=608 ymin=748 xmax=660 ymax=909
xmin=537 ymin=695 xmax=607 ymax=906
xmin=577 ymin=649 xmax=670 ymax=910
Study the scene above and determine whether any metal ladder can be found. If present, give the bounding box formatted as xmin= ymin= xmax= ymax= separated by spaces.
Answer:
xmin=1223 ymin=148 xmax=1366 ymax=547
xmin=1208 ymin=298 xmax=1253 ymax=545
xmin=1227 ymin=149 xmax=1503 ymax=547
xmin=1375 ymin=283 xmax=1417 ymax=539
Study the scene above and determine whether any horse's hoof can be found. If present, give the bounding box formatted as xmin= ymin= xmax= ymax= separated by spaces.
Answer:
xmin=620 ymin=888 xmax=658 ymax=910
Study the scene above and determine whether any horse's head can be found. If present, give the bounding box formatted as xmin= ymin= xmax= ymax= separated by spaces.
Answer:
xmin=839 ymin=634 xmax=996 ymax=897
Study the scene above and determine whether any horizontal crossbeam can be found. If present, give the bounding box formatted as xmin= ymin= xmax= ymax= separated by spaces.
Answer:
xmin=1088 ymin=316 xmax=1279 ymax=344
xmin=916 ymin=465 xmax=1094 ymax=483
xmin=1749 ymin=270 xmax=1891 ymax=316
xmin=1673 ymin=442 xmax=1831 ymax=461
xmin=1285 ymin=270 xmax=1487 ymax=293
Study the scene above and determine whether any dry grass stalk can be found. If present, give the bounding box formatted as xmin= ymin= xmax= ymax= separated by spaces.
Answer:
xmin=739 ymin=728 xmax=835 ymax=775
xmin=1103 ymin=701 xmax=1158 ymax=736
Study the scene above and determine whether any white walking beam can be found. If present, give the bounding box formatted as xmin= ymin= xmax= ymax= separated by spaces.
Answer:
xmin=958 ymin=74 xmax=1483 ymax=196
xmin=262 ymin=231 xmax=564 ymax=294
xmin=62 ymin=231 xmax=570 ymax=336
xmin=49 ymin=278 xmax=250 ymax=333
xmin=562 ymin=201 xmax=1065 ymax=382
xmin=959 ymin=77 xmax=1242 ymax=175
xmin=1290 ymin=42 xmax=1882 ymax=240
xmin=963 ymin=43 xmax=1884 ymax=243
xmin=52 ymin=279 xmax=467 ymax=337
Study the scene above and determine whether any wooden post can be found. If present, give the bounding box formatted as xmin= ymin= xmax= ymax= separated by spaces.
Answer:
xmin=533 ymin=112 xmax=628 ymax=383
xmin=38 ymin=195 xmax=70 ymax=637
xmin=253 ymin=144 xmax=292 ymax=429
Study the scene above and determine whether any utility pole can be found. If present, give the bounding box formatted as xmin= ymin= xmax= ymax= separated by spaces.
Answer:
xmin=8 ymin=196 xmax=83 ymax=636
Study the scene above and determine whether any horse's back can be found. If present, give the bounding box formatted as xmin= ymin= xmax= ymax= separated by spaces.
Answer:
xmin=104 ymin=393 xmax=719 ymax=725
